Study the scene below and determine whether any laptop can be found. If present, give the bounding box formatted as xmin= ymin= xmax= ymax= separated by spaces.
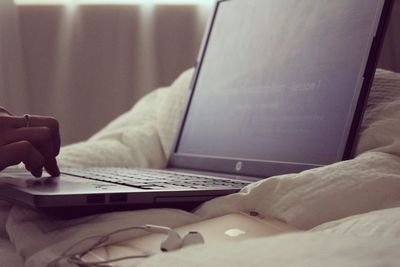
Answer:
xmin=0 ymin=0 xmax=393 ymax=216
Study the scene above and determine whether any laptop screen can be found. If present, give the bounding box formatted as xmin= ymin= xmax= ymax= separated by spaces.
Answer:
xmin=172 ymin=0 xmax=389 ymax=176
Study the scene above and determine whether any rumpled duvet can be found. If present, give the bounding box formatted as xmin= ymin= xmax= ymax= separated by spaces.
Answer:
xmin=1 ymin=68 xmax=400 ymax=266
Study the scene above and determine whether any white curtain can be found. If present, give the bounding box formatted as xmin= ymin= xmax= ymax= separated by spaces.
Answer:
xmin=1 ymin=1 xmax=399 ymax=145
xmin=0 ymin=0 xmax=28 ymax=115
xmin=16 ymin=3 xmax=213 ymax=145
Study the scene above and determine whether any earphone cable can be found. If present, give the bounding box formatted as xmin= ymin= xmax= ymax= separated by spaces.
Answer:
xmin=47 ymin=225 xmax=152 ymax=267
xmin=67 ymin=253 xmax=149 ymax=266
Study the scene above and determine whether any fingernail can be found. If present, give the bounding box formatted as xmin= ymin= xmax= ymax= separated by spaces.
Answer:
xmin=46 ymin=158 xmax=60 ymax=177
xmin=32 ymin=168 xmax=43 ymax=178
xmin=52 ymin=167 xmax=60 ymax=177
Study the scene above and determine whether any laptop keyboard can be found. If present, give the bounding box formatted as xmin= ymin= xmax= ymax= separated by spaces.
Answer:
xmin=62 ymin=167 xmax=250 ymax=190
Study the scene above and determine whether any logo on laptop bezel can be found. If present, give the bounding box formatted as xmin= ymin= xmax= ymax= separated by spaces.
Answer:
xmin=235 ymin=161 xmax=243 ymax=172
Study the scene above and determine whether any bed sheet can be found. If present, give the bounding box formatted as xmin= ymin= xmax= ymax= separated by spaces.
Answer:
xmin=6 ymin=150 xmax=400 ymax=267
xmin=0 ymin=237 xmax=23 ymax=267
xmin=139 ymin=226 xmax=400 ymax=267
xmin=139 ymin=205 xmax=400 ymax=267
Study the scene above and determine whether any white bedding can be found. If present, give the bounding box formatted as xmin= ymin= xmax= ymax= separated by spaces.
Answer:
xmin=1 ymin=69 xmax=400 ymax=266
xmin=140 ymin=232 xmax=400 ymax=267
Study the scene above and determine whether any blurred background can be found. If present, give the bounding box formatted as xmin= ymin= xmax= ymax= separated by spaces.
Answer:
xmin=0 ymin=0 xmax=399 ymax=145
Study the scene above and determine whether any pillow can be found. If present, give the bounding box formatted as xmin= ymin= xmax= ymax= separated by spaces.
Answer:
xmin=355 ymin=69 xmax=400 ymax=156
xmin=311 ymin=207 xmax=400 ymax=238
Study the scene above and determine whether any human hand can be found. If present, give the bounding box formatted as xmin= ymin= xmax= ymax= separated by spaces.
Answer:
xmin=0 ymin=107 xmax=61 ymax=177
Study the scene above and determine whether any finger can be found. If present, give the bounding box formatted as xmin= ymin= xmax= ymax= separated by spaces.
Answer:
xmin=0 ymin=107 xmax=13 ymax=116
xmin=2 ymin=127 xmax=53 ymax=152
xmin=0 ymin=115 xmax=61 ymax=156
xmin=0 ymin=141 xmax=45 ymax=177
xmin=44 ymin=157 xmax=60 ymax=177
xmin=24 ymin=163 xmax=43 ymax=178
xmin=5 ymin=127 xmax=60 ymax=176
xmin=0 ymin=115 xmax=25 ymax=128
xmin=26 ymin=116 xmax=61 ymax=156
xmin=3 ymin=127 xmax=54 ymax=157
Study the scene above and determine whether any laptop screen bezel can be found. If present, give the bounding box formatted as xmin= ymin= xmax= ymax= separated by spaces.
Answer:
xmin=168 ymin=0 xmax=394 ymax=178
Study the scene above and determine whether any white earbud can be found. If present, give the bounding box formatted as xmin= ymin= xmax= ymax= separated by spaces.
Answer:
xmin=160 ymin=229 xmax=182 ymax=252
xmin=181 ymin=231 xmax=205 ymax=248
xmin=144 ymin=225 xmax=205 ymax=252
xmin=161 ymin=231 xmax=205 ymax=252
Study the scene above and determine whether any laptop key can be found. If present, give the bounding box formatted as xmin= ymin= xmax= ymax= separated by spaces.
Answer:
xmin=62 ymin=167 xmax=250 ymax=190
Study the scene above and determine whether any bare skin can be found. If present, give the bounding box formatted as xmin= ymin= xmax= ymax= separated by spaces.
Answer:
xmin=0 ymin=107 xmax=60 ymax=177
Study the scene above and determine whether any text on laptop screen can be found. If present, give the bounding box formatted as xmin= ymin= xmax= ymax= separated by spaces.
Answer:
xmin=176 ymin=0 xmax=383 ymax=166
